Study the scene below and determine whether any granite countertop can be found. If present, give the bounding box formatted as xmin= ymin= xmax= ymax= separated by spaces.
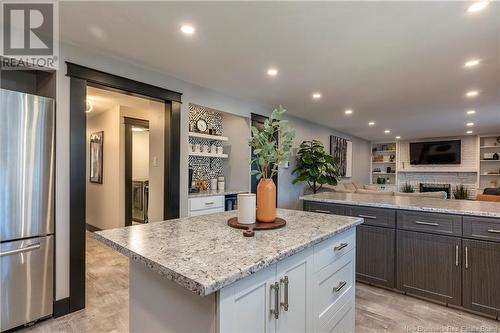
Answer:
xmin=188 ymin=189 xmax=247 ymax=198
xmin=300 ymin=192 xmax=500 ymax=218
xmin=93 ymin=209 xmax=362 ymax=296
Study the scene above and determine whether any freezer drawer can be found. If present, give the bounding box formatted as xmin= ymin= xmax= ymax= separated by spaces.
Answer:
xmin=0 ymin=235 xmax=53 ymax=331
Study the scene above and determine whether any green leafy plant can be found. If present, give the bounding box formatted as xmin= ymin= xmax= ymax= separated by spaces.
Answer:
xmin=401 ymin=182 xmax=415 ymax=193
xmin=249 ymin=105 xmax=295 ymax=180
xmin=292 ymin=140 xmax=341 ymax=194
xmin=453 ymin=184 xmax=470 ymax=200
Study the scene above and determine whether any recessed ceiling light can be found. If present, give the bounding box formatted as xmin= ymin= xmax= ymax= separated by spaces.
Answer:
xmin=467 ymin=1 xmax=489 ymax=13
xmin=464 ymin=59 xmax=480 ymax=68
xmin=466 ymin=122 xmax=475 ymax=127
xmin=384 ymin=130 xmax=391 ymax=134
xmin=180 ymin=25 xmax=195 ymax=34
xmin=465 ymin=90 xmax=479 ymax=98
xmin=344 ymin=109 xmax=353 ymax=115
xmin=368 ymin=121 xmax=375 ymax=126
xmin=466 ymin=130 xmax=473 ymax=134
xmin=85 ymin=100 xmax=93 ymax=113
xmin=467 ymin=110 xmax=476 ymax=115
xmin=312 ymin=93 xmax=321 ymax=99
xmin=395 ymin=136 xmax=401 ymax=139
xmin=267 ymin=68 xmax=278 ymax=77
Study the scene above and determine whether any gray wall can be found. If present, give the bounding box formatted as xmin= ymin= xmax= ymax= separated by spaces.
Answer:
xmin=278 ymin=114 xmax=371 ymax=210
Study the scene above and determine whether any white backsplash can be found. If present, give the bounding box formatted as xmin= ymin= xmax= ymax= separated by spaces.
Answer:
xmin=398 ymin=172 xmax=477 ymax=199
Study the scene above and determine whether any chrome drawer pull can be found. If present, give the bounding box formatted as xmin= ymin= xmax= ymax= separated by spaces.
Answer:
xmin=280 ymin=276 xmax=289 ymax=311
xmin=314 ymin=209 xmax=330 ymax=214
xmin=333 ymin=281 xmax=347 ymax=293
xmin=0 ymin=243 xmax=40 ymax=257
xmin=465 ymin=246 xmax=469 ymax=269
xmin=358 ymin=214 xmax=377 ymax=220
xmin=487 ymin=229 xmax=500 ymax=234
xmin=334 ymin=243 xmax=348 ymax=252
xmin=455 ymin=245 xmax=459 ymax=267
xmin=204 ymin=202 xmax=215 ymax=205
xmin=415 ymin=221 xmax=439 ymax=226
xmin=270 ymin=282 xmax=280 ymax=319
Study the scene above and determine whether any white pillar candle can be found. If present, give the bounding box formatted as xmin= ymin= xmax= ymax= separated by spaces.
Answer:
xmin=237 ymin=193 xmax=256 ymax=225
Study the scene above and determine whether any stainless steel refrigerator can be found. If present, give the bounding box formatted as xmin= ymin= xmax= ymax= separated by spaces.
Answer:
xmin=0 ymin=89 xmax=55 ymax=331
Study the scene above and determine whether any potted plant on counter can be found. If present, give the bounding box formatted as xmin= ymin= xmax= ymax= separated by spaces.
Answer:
xmin=292 ymin=140 xmax=341 ymax=194
xmin=401 ymin=182 xmax=415 ymax=193
xmin=249 ymin=105 xmax=295 ymax=222
xmin=453 ymin=184 xmax=470 ymax=200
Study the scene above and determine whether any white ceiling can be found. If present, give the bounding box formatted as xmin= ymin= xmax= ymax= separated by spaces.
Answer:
xmin=61 ymin=2 xmax=499 ymax=141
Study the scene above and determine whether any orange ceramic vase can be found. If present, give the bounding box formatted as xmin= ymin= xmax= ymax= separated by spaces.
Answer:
xmin=256 ymin=178 xmax=276 ymax=223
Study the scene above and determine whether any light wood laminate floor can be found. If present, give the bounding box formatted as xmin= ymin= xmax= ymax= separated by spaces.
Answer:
xmin=21 ymin=232 xmax=499 ymax=333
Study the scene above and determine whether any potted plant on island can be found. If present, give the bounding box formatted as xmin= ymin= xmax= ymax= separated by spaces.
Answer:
xmin=249 ymin=106 xmax=295 ymax=222
xmin=292 ymin=140 xmax=341 ymax=194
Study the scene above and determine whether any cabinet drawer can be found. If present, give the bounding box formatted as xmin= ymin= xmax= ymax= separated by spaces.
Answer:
xmin=314 ymin=251 xmax=355 ymax=329
xmin=397 ymin=210 xmax=462 ymax=236
xmin=189 ymin=195 xmax=224 ymax=211
xmin=463 ymin=216 xmax=500 ymax=243
xmin=314 ymin=228 xmax=355 ymax=273
xmin=318 ymin=294 xmax=355 ymax=333
xmin=304 ymin=201 xmax=346 ymax=216
xmin=346 ymin=206 xmax=395 ymax=228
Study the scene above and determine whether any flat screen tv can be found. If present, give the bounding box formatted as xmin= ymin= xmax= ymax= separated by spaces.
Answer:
xmin=410 ymin=140 xmax=461 ymax=165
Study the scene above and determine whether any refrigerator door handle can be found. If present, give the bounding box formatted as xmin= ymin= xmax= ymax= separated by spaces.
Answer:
xmin=0 ymin=243 xmax=40 ymax=257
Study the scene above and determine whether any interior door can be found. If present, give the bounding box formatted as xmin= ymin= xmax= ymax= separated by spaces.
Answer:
xmin=250 ymin=113 xmax=278 ymax=201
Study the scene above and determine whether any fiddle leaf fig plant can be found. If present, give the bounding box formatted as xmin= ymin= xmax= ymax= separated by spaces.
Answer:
xmin=292 ymin=140 xmax=341 ymax=194
xmin=249 ymin=105 xmax=295 ymax=180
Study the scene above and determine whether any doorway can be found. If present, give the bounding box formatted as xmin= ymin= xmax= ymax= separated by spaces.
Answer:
xmin=66 ymin=63 xmax=181 ymax=314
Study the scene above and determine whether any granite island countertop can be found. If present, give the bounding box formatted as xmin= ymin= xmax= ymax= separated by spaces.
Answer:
xmin=300 ymin=192 xmax=500 ymax=218
xmin=93 ymin=209 xmax=363 ymax=296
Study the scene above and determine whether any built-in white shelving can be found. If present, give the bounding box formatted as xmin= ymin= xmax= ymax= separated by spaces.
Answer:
xmin=188 ymin=132 xmax=228 ymax=141
xmin=477 ymin=134 xmax=500 ymax=193
xmin=189 ymin=151 xmax=228 ymax=159
xmin=370 ymin=142 xmax=398 ymax=187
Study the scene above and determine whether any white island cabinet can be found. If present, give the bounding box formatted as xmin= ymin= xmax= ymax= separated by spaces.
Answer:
xmin=94 ymin=209 xmax=361 ymax=333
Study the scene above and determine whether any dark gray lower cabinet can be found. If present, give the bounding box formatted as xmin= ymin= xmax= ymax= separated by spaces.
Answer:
xmin=463 ymin=239 xmax=500 ymax=317
xmin=397 ymin=230 xmax=462 ymax=306
xmin=356 ymin=225 xmax=395 ymax=288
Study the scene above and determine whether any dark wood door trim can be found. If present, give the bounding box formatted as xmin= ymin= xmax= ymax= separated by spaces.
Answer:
xmin=68 ymin=77 xmax=87 ymax=312
xmin=66 ymin=62 xmax=182 ymax=103
xmin=124 ymin=117 xmax=150 ymax=227
xmin=66 ymin=63 xmax=181 ymax=314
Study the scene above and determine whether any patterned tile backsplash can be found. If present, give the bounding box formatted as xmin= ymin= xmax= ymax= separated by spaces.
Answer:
xmin=189 ymin=104 xmax=225 ymax=189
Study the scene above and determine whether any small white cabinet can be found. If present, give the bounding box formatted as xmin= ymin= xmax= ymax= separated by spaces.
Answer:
xmin=219 ymin=228 xmax=356 ymax=333
xmin=188 ymin=195 xmax=225 ymax=217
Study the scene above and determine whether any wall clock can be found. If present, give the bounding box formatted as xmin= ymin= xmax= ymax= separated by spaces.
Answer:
xmin=196 ymin=119 xmax=208 ymax=133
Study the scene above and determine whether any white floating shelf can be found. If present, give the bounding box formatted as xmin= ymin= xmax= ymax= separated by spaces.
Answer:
xmin=480 ymin=146 xmax=500 ymax=148
xmin=372 ymin=162 xmax=396 ymax=164
xmin=189 ymin=152 xmax=228 ymax=158
xmin=481 ymin=174 xmax=500 ymax=176
xmin=189 ymin=132 xmax=228 ymax=141
xmin=372 ymin=172 xmax=396 ymax=175
xmin=480 ymin=160 xmax=500 ymax=162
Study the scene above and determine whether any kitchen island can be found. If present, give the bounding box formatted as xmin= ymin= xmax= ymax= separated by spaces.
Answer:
xmin=301 ymin=192 xmax=500 ymax=320
xmin=94 ymin=209 xmax=363 ymax=332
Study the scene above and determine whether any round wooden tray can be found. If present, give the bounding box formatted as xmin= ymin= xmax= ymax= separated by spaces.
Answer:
xmin=227 ymin=217 xmax=286 ymax=237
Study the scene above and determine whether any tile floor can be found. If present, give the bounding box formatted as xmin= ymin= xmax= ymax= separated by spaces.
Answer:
xmin=20 ymin=232 xmax=499 ymax=333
